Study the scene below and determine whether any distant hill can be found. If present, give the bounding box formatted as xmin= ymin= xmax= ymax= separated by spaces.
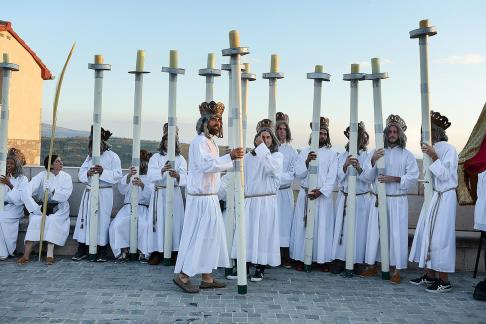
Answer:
xmin=41 ymin=123 xmax=90 ymax=138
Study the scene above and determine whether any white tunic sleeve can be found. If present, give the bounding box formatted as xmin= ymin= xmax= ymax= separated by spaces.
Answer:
xmin=176 ymin=155 xmax=188 ymax=188
xmin=147 ymin=154 xmax=165 ymax=184
xmin=52 ymin=172 xmax=73 ymax=203
xmin=197 ymin=140 xmax=233 ymax=173
xmin=280 ymin=148 xmax=297 ymax=187
xmin=117 ymin=174 xmax=131 ymax=195
xmin=99 ymin=152 xmax=123 ymax=184
xmin=78 ymin=156 xmax=90 ymax=184
xmin=294 ymin=149 xmax=309 ymax=180
xmin=5 ymin=175 xmax=28 ymax=205
xmin=429 ymin=147 xmax=458 ymax=182
xmin=337 ymin=152 xmax=349 ymax=186
xmin=399 ymin=151 xmax=419 ymax=190
xmin=361 ymin=149 xmax=377 ymax=184
xmin=319 ymin=152 xmax=338 ymax=198
xmin=255 ymin=143 xmax=283 ymax=177
xmin=23 ymin=172 xmax=43 ymax=213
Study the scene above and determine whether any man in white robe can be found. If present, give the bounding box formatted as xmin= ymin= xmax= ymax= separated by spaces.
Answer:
xmin=109 ymin=150 xmax=152 ymax=263
xmin=331 ymin=122 xmax=372 ymax=274
xmin=0 ymin=148 xmax=28 ymax=260
xmin=72 ymin=127 xmax=122 ymax=262
xmin=275 ymin=112 xmax=298 ymax=268
xmin=146 ymin=125 xmax=187 ymax=264
xmin=231 ymin=119 xmax=283 ymax=282
xmin=360 ymin=115 xmax=419 ymax=283
xmin=173 ymin=101 xmax=244 ymax=293
xmin=19 ymin=155 xmax=73 ymax=265
xmin=289 ymin=117 xmax=337 ymax=272
xmin=409 ymin=111 xmax=458 ymax=293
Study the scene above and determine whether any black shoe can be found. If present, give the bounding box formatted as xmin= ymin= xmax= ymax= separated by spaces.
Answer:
xmin=72 ymin=244 xmax=88 ymax=261
xmin=250 ymin=270 xmax=264 ymax=282
xmin=138 ymin=253 xmax=148 ymax=264
xmin=409 ymin=274 xmax=436 ymax=286
xmin=114 ymin=252 xmax=128 ymax=264
xmin=226 ymin=267 xmax=238 ymax=280
xmin=425 ymin=279 xmax=452 ymax=293
xmin=96 ymin=246 xmax=109 ymax=262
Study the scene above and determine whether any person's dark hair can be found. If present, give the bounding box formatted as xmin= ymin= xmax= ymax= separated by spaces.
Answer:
xmin=308 ymin=128 xmax=332 ymax=148
xmin=345 ymin=130 xmax=369 ymax=154
xmin=139 ymin=150 xmax=151 ymax=175
xmin=275 ymin=120 xmax=292 ymax=143
xmin=196 ymin=116 xmax=223 ymax=138
xmin=384 ymin=124 xmax=407 ymax=149
xmin=431 ymin=124 xmax=448 ymax=143
xmin=158 ymin=134 xmax=181 ymax=156
xmin=43 ymin=155 xmax=59 ymax=170
xmin=6 ymin=148 xmax=24 ymax=177
xmin=252 ymin=127 xmax=280 ymax=155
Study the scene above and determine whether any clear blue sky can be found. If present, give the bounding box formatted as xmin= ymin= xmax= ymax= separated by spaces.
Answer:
xmin=3 ymin=0 xmax=486 ymax=155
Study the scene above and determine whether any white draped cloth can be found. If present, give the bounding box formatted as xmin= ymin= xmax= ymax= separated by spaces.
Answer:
xmin=73 ymin=150 xmax=122 ymax=246
xmin=109 ymin=174 xmax=152 ymax=258
xmin=230 ymin=143 xmax=283 ymax=266
xmin=146 ymin=153 xmax=187 ymax=255
xmin=277 ymin=143 xmax=297 ymax=247
xmin=474 ymin=171 xmax=486 ymax=231
xmin=289 ymin=146 xmax=338 ymax=263
xmin=361 ymin=147 xmax=419 ymax=268
xmin=174 ymin=134 xmax=233 ymax=277
xmin=409 ymin=141 xmax=458 ymax=273
xmin=331 ymin=150 xmax=372 ymax=264
xmin=0 ymin=175 xmax=28 ymax=258
xmin=23 ymin=171 xmax=73 ymax=246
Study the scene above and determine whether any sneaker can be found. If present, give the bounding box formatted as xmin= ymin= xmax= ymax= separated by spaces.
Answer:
xmin=409 ymin=274 xmax=436 ymax=286
xmin=425 ymin=279 xmax=452 ymax=293
xmin=0 ymin=256 xmax=8 ymax=261
xmin=250 ymin=270 xmax=264 ymax=282
xmin=138 ymin=253 xmax=148 ymax=264
xmin=96 ymin=247 xmax=109 ymax=262
xmin=72 ymin=246 xmax=88 ymax=261
xmin=114 ymin=254 xmax=128 ymax=264
xmin=226 ymin=268 xmax=238 ymax=280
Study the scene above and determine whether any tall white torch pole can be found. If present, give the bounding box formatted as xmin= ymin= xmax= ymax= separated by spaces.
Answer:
xmin=410 ymin=19 xmax=437 ymax=216
xmin=0 ymin=54 xmax=19 ymax=211
xmin=199 ymin=53 xmax=221 ymax=102
xmin=162 ymin=50 xmax=185 ymax=266
xmin=88 ymin=55 xmax=111 ymax=260
xmin=128 ymin=50 xmax=150 ymax=259
xmin=241 ymin=63 xmax=256 ymax=150
xmin=222 ymin=30 xmax=249 ymax=294
xmin=303 ymin=65 xmax=331 ymax=272
xmin=342 ymin=64 xmax=365 ymax=276
xmin=365 ymin=58 xmax=390 ymax=279
xmin=262 ymin=55 xmax=284 ymax=125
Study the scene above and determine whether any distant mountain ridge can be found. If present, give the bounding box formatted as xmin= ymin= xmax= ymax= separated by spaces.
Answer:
xmin=41 ymin=123 xmax=90 ymax=138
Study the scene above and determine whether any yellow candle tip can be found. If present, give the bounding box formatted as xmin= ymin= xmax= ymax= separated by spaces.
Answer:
xmin=270 ymin=54 xmax=279 ymax=72
xmin=2 ymin=53 xmax=9 ymax=63
xmin=207 ymin=53 xmax=216 ymax=69
xmin=419 ymin=19 xmax=430 ymax=28
xmin=170 ymin=50 xmax=178 ymax=68
xmin=136 ymin=50 xmax=145 ymax=71
xmin=94 ymin=55 xmax=103 ymax=64
xmin=351 ymin=64 xmax=359 ymax=73
xmin=315 ymin=65 xmax=324 ymax=73
xmin=371 ymin=58 xmax=380 ymax=74
xmin=243 ymin=63 xmax=250 ymax=72
xmin=229 ymin=30 xmax=240 ymax=48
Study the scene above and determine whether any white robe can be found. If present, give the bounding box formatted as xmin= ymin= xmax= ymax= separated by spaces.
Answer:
xmin=277 ymin=143 xmax=297 ymax=247
xmin=289 ymin=146 xmax=338 ymax=263
xmin=146 ymin=153 xmax=187 ymax=255
xmin=474 ymin=171 xmax=486 ymax=231
xmin=409 ymin=141 xmax=458 ymax=273
xmin=174 ymin=134 xmax=233 ymax=277
xmin=23 ymin=171 xmax=73 ymax=246
xmin=230 ymin=144 xmax=283 ymax=266
xmin=361 ymin=147 xmax=419 ymax=268
xmin=331 ymin=150 xmax=372 ymax=263
xmin=109 ymin=174 xmax=152 ymax=258
xmin=73 ymin=150 xmax=123 ymax=246
xmin=0 ymin=175 xmax=28 ymax=257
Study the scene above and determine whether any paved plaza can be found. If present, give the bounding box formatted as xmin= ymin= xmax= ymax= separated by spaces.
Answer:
xmin=0 ymin=258 xmax=485 ymax=323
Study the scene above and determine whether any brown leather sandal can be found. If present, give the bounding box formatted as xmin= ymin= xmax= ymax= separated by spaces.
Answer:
xmin=46 ymin=257 xmax=55 ymax=265
xmin=16 ymin=256 xmax=30 ymax=265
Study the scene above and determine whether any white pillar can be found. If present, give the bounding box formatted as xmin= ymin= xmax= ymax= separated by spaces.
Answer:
xmin=241 ymin=63 xmax=256 ymax=150
xmin=162 ymin=50 xmax=185 ymax=265
xmin=365 ymin=58 xmax=390 ymax=279
xmin=88 ymin=55 xmax=111 ymax=260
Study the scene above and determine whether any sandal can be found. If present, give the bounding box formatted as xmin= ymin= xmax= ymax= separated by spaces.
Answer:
xmin=46 ymin=257 xmax=55 ymax=265
xmin=16 ymin=256 xmax=30 ymax=265
xmin=173 ymin=276 xmax=200 ymax=293
xmin=200 ymin=279 xmax=226 ymax=289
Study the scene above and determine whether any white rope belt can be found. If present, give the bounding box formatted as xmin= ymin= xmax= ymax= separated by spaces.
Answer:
xmin=245 ymin=192 xmax=277 ymax=198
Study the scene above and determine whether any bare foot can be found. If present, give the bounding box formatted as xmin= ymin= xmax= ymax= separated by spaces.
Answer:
xmin=17 ymin=256 xmax=30 ymax=265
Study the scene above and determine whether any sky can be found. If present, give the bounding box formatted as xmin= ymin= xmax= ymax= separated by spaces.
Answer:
xmin=3 ymin=0 xmax=486 ymax=156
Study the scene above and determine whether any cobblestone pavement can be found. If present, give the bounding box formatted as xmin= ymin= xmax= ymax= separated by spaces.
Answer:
xmin=0 ymin=258 xmax=485 ymax=323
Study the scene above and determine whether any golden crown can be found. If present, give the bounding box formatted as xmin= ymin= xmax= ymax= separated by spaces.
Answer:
xmin=386 ymin=114 xmax=407 ymax=131
xmin=309 ymin=117 xmax=330 ymax=130
xmin=256 ymin=118 xmax=273 ymax=132
xmin=276 ymin=112 xmax=289 ymax=124
xmin=431 ymin=110 xmax=451 ymax=130
xmin=344 ymin=121 xmax=366 ymax=139
xmin=199 ymin=101 xmax=225 ymax=118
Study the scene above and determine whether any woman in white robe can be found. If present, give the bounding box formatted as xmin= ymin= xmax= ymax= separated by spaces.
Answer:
xmin=475 ymin=171 xmax=486 ymax=231
xmin=19 ymin=155 xmax=73 ymax=264
xmin=231 ymin=126 xmax=283 ymax=281
xmin=109 ymin=150 xmax=152 ymax=261
xmin=73 ymin=128 xmax=122 ymax=262
xmin=0 ymin=149 xmax=28 ymax=260
xmin=289 ymin=125 xmax=337 ymax=270
xmin=146 ymin=136 xmax=187 ymax=263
